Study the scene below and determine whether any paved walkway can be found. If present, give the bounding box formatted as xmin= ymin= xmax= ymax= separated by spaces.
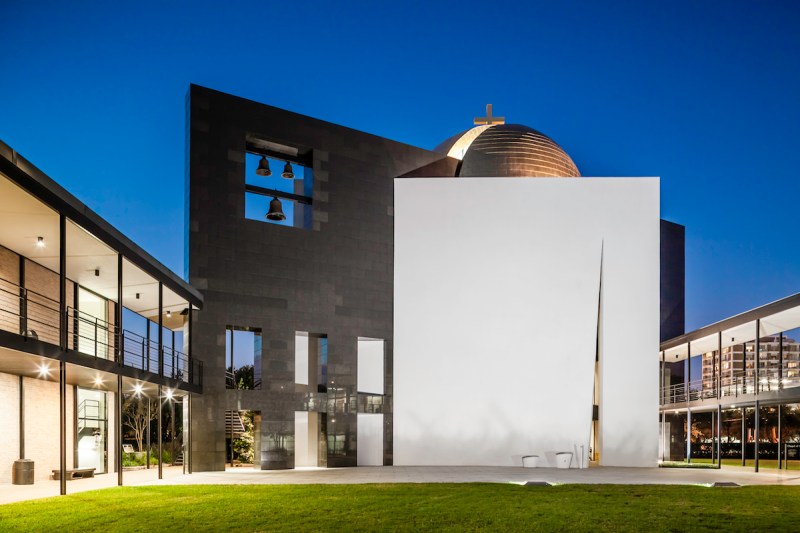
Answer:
xmin=141 ymin=465 xmax=800 ymax=487
xmin=3 ymin=465 xmax=800 ymax=504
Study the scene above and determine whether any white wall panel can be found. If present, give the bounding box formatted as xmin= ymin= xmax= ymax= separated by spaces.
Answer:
xmin=393 ymin=177 xmax=659 ymax=467
xmin=357 ymin=414 xmax=383 ymax=466
xmin=357 ymin=338 xmax=384 ymax=395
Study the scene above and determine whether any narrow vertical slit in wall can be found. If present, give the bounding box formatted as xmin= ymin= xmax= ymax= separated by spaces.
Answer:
xmin=592 ymin=241 xmax=603 ymax=464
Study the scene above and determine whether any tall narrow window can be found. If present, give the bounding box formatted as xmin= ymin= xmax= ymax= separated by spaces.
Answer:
xmin=225 ymin=326 xmax=262 ymax=390
xmin=357 ymin=337 xmax=384 ymax=395
xmin=294 ymin=331 xmax=327 ymax=392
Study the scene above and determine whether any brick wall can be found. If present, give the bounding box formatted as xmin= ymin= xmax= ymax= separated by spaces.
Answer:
xmin=23 ymin=376 xmax=74 ymax=481
xmin=0 ymin=372 xmax=20 ymax=482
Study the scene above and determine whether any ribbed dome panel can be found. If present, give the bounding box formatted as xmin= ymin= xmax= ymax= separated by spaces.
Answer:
xmin=452 ymin=124 xmax=580 ymax=178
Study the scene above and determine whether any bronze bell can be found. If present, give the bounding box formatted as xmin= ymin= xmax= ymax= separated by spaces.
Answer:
xmin=266 ymin=197 xmax=286 ymax=221
xmin=281 ymin=161 xmax=294 ymax=179
xmin=255 ymin=156 xmax=272 ymax=177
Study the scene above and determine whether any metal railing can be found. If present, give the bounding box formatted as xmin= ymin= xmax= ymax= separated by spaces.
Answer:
xmin=0 ymin=275 xmax=202 ymax=387
xmin=0 ymin=276 xmax=61 ymax=343
xmin=661 ymin=368 xmax=800 ymax=405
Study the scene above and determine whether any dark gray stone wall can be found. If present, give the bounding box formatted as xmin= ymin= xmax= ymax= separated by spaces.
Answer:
xmin=187 ymin=85 xmax=447 ymax=471
xmin=660 ymin=219 xmax=685 ymax=342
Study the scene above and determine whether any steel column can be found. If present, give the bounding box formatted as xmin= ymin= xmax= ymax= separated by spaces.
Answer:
xmin=116 ymin=374 xmax=123 ymax=486
xmin=716 ymin=403 xmax=722 ymax=469
xmin=19 ymin=376 xmax=24 ymax=459
xmin=755 ymin=400 xmax=760 ymax=472
xmin=59 ymin=360 xmax=67 ymax=495
xmin=116 ymin=253 xmax=123 ymax=486
xmin=778 ymin=403 xmax=783 ymax=469
xmin=187 ymin=393 xmax=192 ymax=474
xmin=58 ymin=213 xmax=67 ymax=495
xmin=170 ymin=396 xmax=175 ymax=469
xmin=158 ymin=385 xmax=163 ymax=479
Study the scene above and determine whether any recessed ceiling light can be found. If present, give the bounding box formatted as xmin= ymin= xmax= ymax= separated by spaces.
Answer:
xmin=134 ymin=383 xmax=143 ymax=396
xmin=38 ymin=363 xmax=49 ymax=377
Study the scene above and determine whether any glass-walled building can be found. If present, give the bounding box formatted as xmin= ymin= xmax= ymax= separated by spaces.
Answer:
xmin=660 ymin=293 xmax=800 ymax=471
xmin=0 ymin=140 xmax=203 ymax=495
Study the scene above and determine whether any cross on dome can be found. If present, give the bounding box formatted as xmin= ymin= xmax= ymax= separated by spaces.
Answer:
xmin=473 ymin=104 xmax=505 ymax=125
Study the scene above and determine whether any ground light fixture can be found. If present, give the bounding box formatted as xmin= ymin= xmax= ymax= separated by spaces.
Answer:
xmin=266 ymin=197 xmax=286 ymax=221
xmin=255 ymin=156 xmax=272 ymax=177
xmin=281 ymin=161 xmax=294 ymax=179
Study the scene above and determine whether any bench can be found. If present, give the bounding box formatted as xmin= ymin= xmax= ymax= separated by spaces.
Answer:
xmin=52 ymin=467 xmax=96 ymax=480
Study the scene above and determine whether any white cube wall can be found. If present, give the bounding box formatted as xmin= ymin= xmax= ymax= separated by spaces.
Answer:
xmin=393 ymin=177 xmax=660 ymax=467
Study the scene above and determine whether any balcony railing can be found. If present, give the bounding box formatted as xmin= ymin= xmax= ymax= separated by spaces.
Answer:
xmin=0 ymin=275 xmax=202 ymax=387
xmin=661 ymin=368 xmax=800 ymax=405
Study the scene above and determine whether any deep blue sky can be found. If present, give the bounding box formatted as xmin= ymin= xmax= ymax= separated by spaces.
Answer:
xmin=2 ymin=1 xmax=800 ymax=331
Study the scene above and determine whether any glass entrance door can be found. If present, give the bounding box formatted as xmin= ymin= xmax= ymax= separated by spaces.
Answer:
xmin=77 ymin=388 xmax=108 ymax=474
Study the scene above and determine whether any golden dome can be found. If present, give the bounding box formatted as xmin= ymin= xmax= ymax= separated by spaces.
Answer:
xmin=436 ymin=123 xmax=580 ymax=178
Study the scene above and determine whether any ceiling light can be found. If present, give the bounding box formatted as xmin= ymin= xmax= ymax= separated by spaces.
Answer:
xmin=256 ymin=156 xmax=272 ymax=177
xmin=36 ymin=236 xmax=45 ymax=248
xmin=281 ymin=161 xmax=294 ymax=179
xmin=266 ymin=197 xmax=286 ymax=221
xmin=38 ymin=363 xmax=49 ymax=377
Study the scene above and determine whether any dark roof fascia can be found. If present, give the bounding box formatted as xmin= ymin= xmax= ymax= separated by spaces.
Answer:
xmin=660 ymin=291 xmax=800 ymax=351
xmin=0 ymin=140 xmax=203 ymax=309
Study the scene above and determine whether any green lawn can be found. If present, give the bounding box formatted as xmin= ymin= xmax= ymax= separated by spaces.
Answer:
xmin=686 ymin=458 xmax=800 ymax=469
xmin=2 ymin=484 xmax=800 ymax=532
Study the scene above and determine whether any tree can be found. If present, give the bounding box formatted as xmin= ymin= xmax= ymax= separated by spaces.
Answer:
xmin=226 ymin=364 xmax=254 ymax=390
xmin=232 ymin=411 xmax=255 ymax=463
xmin=123 ymin=396 xmax=157 ymax=452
